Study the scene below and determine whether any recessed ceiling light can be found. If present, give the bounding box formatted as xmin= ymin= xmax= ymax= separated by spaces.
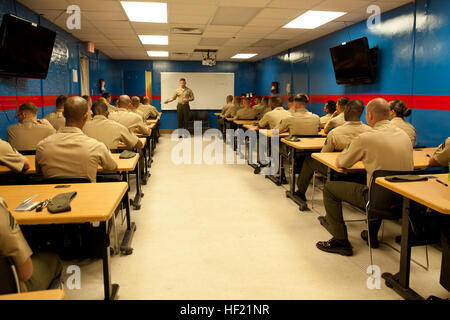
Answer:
xmin=139 ymin=35 xmax=168 ymax=45
xmin=283 ymin=10 xmax=346 ymax=29
xmin=231 ymin=53 xmax=257 ymax=59
xmin=120 ymin=1 xmax=167 ymax=23
xmin=147 ymin=51 xmax=169 ymax=57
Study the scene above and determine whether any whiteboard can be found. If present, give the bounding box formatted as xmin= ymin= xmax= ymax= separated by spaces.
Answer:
xmin=161 ymin=72 xmax=234 ymax=110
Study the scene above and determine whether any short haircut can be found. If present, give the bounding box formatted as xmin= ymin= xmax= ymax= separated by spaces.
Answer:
xmin=288 ymin=96 xmax=294 ymax=103
xmin=344 ymin=99 xmax=365 ymax=121
xmin=269 ymin=95 xmax=283 ymax=107
xmin=102 ymin=92 xmax=111 ymax=99
xmin=326 ymin=100 xmax=337 ymax=113
xmin=112 ymin=97 xmax=119 ymax=104
xmin=82 ymin=95 xmax=91 ymax=102
xmin=56 ymin=95 xmax=68 ymax=109
xmin=143 ymin=96 xmax=150 ymax=103
xmin=97 ymin=97 xmax=107 ymax=103
xmin=243 ymin=97 xmax=251 ymax=104
xmin=92 ymin=101 xmax=108 ymax=116
xmin=18 ymin=102 xmax=37 ymax=115
xmin=131 ymin=96 xmax=140 ymax=104
xmin=390 ymin=99 xmax=411 ymax=118
xmin=118 ymin=95 xmax=131 ymax=108
xmin=262 ymin=97 xmax=269 ymax=103
xmin=179 ymin=78 xmax=186 ymax=82
xmin=226 ymin=95 xmax=234 ymax=102
xmin=367 ymin=98 xmax=390 ymax=118
xmin=337 ymin=97 xmax=350 ymax=108
xmin=63 ymin=96 xmax=88 ymax=122
xmin=254 ymin=96 xmax=261 ymax=102
xmin=294 ymin=94 xmax=309 ymax=104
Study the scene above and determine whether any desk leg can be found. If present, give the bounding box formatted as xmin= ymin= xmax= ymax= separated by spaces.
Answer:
xmin=120 ymin=190 xmax=135 ymax=255
xmin=132 ymin=157 xmax=143 ymax=210
xmin=382 ymin=198 xmax=424 ymax=300
xmin=265 ymin=135 xmax=282 ymax=186
xmin=285 ymin=147 xmax=308 ymax=211
xmin=141 ymin=148 xmax=150 ymax=185
xmin=101 ymin=221 xmax=119 ymax=300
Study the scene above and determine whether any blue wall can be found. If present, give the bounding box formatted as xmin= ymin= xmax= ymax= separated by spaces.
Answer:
xmin=0 ymin=0 xmax=118 ymax=140
xmin=255 ymin=0 xmax=450 ymax=147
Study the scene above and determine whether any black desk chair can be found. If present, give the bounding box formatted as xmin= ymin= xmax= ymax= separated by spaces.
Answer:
xmin=366 ymin=170 xmax=434 ymax=271
xmin=0 ymin=256 xmax=21 ymax=294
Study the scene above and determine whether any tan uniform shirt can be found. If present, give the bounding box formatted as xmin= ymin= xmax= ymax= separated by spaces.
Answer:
xmin=0 ymin=197 xmax=32 ymax=267
xmin=259 ymin=107 xmax=291 ymax=129
xmin=390 ymin=117 xmax=417 ymax=146
xmin=171 ymin=87 xmax=194 ymax=104
xmin=44 ymin=110 xmax=65 ymax=131
xmin=138 ymin=104 xmax=158 ymax=119
xmin=234 ymin=106 xmax=258 ymax=120
xmin=107 ymin=104 xmax=118 ymax=113
xmin=7 ymin=119 xmax=56 ymax=151
xmin=322 ymin=121 xmax=372 ymax=153
xmin=320 ymin=114 xmax=332 ymax=129
xmin=82 ymin=115 xmax=139 ymax=150
xmin=109 ymin=108 xmax=149 ymax=135
xmin=324 ymin=112 xmax=345 ymax=134
xmin=338 ymin=120 xmax=414 ymax=185
xmin=276 ymin=109 xmax=321 ymax=136
xmin=432 ymin=137 xmax=450 ymax=167
xmin=224 ymin=104 xmax=242 ymax=118
xmin=221 ymin=103 xmax=235 ymax=115
xmin=0 ymin=139 xmax=26 ymax=172
xmin=36 ymin=127 xmax=118 ymax=182
xmin=253 ymin=104 xmax=266 ymax=119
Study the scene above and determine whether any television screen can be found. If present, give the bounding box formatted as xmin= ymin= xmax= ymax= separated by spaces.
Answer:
xmin=329 ymin=37 xmax=376 ymax=85
xmin=0 ymin=14 xmax=56 ymax=79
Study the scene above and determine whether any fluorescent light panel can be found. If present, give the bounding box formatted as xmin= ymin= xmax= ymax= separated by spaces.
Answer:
xmin=283 ymin=10 xmax=346 ymax=29
xmin=139 ymin=35 xmax=168 ymax=45
xmin=120 ymin=1 xmax=167 ymax=23
xmin=231 ymin=53 xmax=257 ymax=59
xmin=147 ymin=51 xmax=169 ymax=57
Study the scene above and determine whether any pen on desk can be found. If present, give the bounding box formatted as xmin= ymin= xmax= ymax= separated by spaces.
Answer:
xmin=436 ymin=179 xmax=448 ymax=187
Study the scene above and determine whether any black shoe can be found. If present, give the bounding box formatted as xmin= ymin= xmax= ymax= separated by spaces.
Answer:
xmin=318 ymin=216 xmax=329 ymax=230
xmin=293 ymin=191 xmax=306 ymax=202
xmin=254 ymin=166 xmax=261 ymax=174
xmin=361 ymin=230 xmax=379 ymax=248
xmin=280 ymin=175 xmax=288 ymax=185
xmin=316 ymin=238 xmax=353 ymax=256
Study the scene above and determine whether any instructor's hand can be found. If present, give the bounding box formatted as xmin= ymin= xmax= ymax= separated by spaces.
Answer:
xmin=164 ymin=100 xmax=169 ymax=104
xmin=183 ymin=98 xmax=189 ymax=103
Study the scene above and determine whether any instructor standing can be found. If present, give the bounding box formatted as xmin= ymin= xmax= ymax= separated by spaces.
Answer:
xmin=164 ymin=78 xmax=195 ymax=133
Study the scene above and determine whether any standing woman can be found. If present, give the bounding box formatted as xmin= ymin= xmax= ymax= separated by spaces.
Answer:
xmin=389 ymin=100 xmax=417 ymax=146
xmin=164 ymin=78 xmax=195 ymax=136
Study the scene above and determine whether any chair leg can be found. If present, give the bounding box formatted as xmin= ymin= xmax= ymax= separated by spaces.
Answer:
xmin=311 ymin=171 xmax=316 ymax=210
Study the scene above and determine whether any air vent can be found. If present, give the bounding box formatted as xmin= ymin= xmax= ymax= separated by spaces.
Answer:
xmin=172 ymin=52 xmax=192 ymax=57
xmin=171 ymin=27 xmax=203 ymax=35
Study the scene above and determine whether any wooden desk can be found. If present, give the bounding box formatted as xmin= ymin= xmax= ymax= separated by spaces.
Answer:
xmin=312 ymin=148 xmax=437 ymax=174
xmin=0 ymin=154 xmax=140 ymax=175
xmin=259 ymin=129 xmax=289 ymax=138
xmin=376 ymin=174 xmax=450 ymax=300
xmin=214 ymin=112 xmax=223 ymax=117
xmin=319 ymin=129 xmax=327 ymax=137
xmin=117 ymin=137 xmax=146 ymax=150
xmin=282 ymin=137 xmax=326 ymax=150
xmin=233 ymin=119 xmax=258 ymax=126
xmin=1 ymin=182 xmax=128 ymax=300
xmin=281 ymin=138 xmax=327 ymax=210
xmin=146 ymin=119 xmax=158 ymax=125
xmin=0 ymin=289 xmax=65 ymax=300
xmin=243 ymin=124 xmax=259 ymax=131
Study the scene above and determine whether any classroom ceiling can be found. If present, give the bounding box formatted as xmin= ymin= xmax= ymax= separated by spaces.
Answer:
xmin=17 ymin=0 xmax=412 ymax=62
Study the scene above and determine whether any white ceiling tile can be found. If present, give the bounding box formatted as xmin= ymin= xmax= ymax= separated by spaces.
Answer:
xmin=210 ymin=7 xmax=262 ymax=26
xmin=266 ymin=0 xmax=324 ymax=9
xmin=17 ymin=0 xmax=70 ymax=10
xmin=312 ymin=0 xmax=368 ymax=12
xmin=218 ymin=0 xmax=272 ymax=7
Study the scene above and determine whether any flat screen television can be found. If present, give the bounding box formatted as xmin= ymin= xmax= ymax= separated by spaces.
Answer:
xmin=0 ymin=14 xmax=56 ymax=79
xmin=329 ymin=37 xmax=377 ymax=85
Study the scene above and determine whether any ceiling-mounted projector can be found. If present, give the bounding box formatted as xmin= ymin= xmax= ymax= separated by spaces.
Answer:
xmin=202 ymin=57 xmax=216 ymax=66
xmin=195 ymin=49 xmax=217 ymax=67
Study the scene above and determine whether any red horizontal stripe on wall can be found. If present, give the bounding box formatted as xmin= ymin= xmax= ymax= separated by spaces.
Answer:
xmin=1 ymin=94 xmax=449 ymax=111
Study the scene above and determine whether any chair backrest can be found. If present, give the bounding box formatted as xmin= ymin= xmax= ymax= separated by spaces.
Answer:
xmin=367 ymin=170 xmax=423 ymax=220
xmin=0 ymin=257 xmax=20 ymax=294
xmin=43 ymin=176 xmax=91 ymax=184
xmin=18 ymin=150 xmax=36 ymax=155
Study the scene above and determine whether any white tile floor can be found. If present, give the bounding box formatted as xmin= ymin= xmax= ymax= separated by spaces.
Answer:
xmin=63 ymin=134 xmax=449 ymax=300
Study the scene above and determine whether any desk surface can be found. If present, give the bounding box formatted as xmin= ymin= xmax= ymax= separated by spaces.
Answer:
xmin=312 ymin=148 xmax=437 ymax=173
xmin=233 ymin=119 xmax=259 ymax=126
xmin=117 ymin=137 xmax=146 ymax=151
xmin=319 ymin=129 xmax=327 ymax=137
xmin=0 ymin=153 xmax=139 ymax=175
xmin=376 ymin=174 xmax=450 ymax=215
xmin=258 ymin=130 xmax=290 ymax=138
xmin=0 ymin=182 xmax=128 ymax=225
xmin=214 ymin=113 xmax=222 ymax=117
xmin=281 ymin=137 xmax=326 ymax=150
xmin=243 ymin=124 xmax=259 ymax=131
xmin=146 ymin=119 xmax=158 ymax=124
xmin=0 ymin=289 xmax=66 ymax=300
xmin=136 ymin=129 xmax=152 ymax=137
